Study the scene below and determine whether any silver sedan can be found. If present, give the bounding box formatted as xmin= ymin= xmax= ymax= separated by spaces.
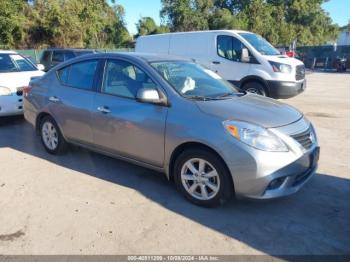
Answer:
xmin=24 ymin=53 xmax=320 ymax=207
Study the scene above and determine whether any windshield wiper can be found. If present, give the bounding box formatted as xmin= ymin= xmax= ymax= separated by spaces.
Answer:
xmin=216 ymin=92 xmax=236 ymax=98
xmin=186 ymin=95 xmax=220 ymax=101
xmin=215 ymin=92 xmax=246 ymax=99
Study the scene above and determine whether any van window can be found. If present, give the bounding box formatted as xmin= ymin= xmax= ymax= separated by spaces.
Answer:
xmin=217 ymin=35 xmax=245 ymax=62
xmin=52 ymin=51 xmax=64 ymax=63
xmin=57 ymin=60 xmax=98 ymax=90
xmin=102 ymin=60 xmax=157 ymax=99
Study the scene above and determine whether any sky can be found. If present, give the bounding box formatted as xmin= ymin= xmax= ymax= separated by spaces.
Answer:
xmin=116 ymin=0 xmax=349 ymax=35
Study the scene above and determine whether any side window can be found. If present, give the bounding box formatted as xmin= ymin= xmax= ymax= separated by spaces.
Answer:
xmin=64 ymin=52 xmax=75 ymax=61
xmin=41 ymin=51 xmax=50 ymax=63
xmin=52 ymin=51 xmax=64 ymax=63
xmin=57 ymin=66 xmax=70 ymax=85
xmin=57 ymin=60 xmax=98 ymax=90
xmin=102 ymin=60 xmax=157 ymax=98
xmin=217 ymin=35 xmax=245 ymax=62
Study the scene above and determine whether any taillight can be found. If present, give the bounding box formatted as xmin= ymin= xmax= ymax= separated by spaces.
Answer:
xmin=22 ymin=85 xmax=32 ymax=97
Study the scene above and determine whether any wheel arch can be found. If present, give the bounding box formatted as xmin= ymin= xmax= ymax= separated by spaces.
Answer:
xmin=239 ymin=76 xmax=270 ymax=96
xmin=35 ymin=112 xmax=66 ymax=140
xmin=168 ymin=142 xmax=235 ymax=190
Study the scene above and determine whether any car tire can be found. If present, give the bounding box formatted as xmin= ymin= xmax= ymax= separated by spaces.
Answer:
xmin=174 ymin=148 xmax=233 ymax=207
xmin=242 ymin=82 xmax=266 ymax=96
xmin=40 ymin=115 xmax=67 ymax=154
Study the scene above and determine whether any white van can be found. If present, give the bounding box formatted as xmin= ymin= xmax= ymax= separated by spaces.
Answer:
xmin=135 ymin=30 xmax=306 ymax=99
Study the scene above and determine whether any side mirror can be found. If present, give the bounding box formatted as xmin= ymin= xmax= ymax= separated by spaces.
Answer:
xmin=37 ymin=64 xmax=45 ymax=71
xmin=136 ymin=87 xmax=168 ymax=106
xmin=241 ymin=48 xmax=250 ymax=63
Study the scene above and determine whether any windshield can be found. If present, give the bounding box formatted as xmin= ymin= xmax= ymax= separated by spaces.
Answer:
xmin=0 ymin=54 xmax=37 ymax=73
xmin=150 ymin=61 xmax=239 ymax=99
xmin=239 ymin=33 xmax=280 ymax=56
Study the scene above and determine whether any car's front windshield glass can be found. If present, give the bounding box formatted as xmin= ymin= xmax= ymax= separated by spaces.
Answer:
xmin=239 ymin=33 xmax=280 ymax=56
xmin=0 ymin=54 xmax=37 ymax=73
xmin=150 ymin=61 xmax=239 ymax=100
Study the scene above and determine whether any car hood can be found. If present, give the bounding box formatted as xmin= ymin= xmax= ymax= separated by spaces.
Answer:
xmin=196 ymin=94 xmax=302 ymax=128
xmin=0 ymin=70 xmax=45 ymax=92
xmin=262 ymin=54 xmax=304 ymax=66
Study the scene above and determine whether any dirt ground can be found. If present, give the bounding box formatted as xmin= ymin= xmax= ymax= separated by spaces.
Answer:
xmin=0 ymin=72 xmax=349 ymax=255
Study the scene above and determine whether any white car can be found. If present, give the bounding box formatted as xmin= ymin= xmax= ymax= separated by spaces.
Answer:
xmin=0 ymin=51 xmax=45 ymax=116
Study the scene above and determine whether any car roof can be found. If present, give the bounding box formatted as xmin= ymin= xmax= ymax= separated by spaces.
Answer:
xmin=138 ymin=29 xmax=252 ymax=38
xmin=76 ymin=52 xmax=191 ymax=63
xmin=0 ymin=50 xmax=17 ymax=54
xmin=43 ymin=48 xmax=95 ymax=52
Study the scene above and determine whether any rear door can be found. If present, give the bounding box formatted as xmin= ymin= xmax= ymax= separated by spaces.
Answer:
xmin=91 ymin=58 xmax=168 ymax=167
xmin=50 ymin=59 xmax=100 ymax=145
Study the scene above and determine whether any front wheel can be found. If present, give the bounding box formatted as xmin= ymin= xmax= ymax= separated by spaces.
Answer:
xmin=242 ymin=82 xmax=266 ymax=96
xmin=40 ymin=116 xmax=67 ymax=154
xmin=174 ymin=149 xmax=233 ymax=207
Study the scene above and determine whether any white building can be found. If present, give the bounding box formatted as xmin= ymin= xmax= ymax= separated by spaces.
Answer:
xmin=337 ymin=31 xmax=350 ymax=45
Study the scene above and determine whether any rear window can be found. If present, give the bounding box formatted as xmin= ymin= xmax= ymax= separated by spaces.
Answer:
xmin=0 ymin=54 xmax=37 ymax=72
xmin=57 ymin=60 xmax=98 ymax=90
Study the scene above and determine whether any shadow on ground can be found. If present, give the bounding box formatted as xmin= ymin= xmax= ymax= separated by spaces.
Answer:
xmin=1 ymin=116 xmax=350 ymax=255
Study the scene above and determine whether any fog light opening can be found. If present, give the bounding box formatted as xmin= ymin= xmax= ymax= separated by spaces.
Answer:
xmin=267 ymin=177 xmax=287 ymax=190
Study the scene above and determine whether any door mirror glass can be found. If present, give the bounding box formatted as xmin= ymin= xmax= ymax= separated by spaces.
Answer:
xmin=241 ymin=48 xmax=250 ymax=63
xmin=136 ymin=88 xmax=167 ymax=105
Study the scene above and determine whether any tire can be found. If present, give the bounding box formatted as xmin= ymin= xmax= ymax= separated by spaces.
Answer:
xmin=173 ymin=148 xmax=233 ymax=207
xmin=40 ymin=115 xmax=67 ymax=154
xmin=242 ymin=81 xmax=266 ymax=96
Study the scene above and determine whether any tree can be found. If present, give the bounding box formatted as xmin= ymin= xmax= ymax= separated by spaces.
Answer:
xmin=136 ymin=17 xmax=170 ymax=37
xmin=0 ymin=0 xmax=27 ymax=48
xmin=160 ymin=0 xmax=213 ymax=31
xmin=25 ymin=0 xmax=131 ymax=48
xmin=161 ymin=0 xmax=339 ymax=46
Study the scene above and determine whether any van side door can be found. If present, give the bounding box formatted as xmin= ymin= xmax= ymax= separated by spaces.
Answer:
xmin=210 ymin=34 xmax=251 ymax=85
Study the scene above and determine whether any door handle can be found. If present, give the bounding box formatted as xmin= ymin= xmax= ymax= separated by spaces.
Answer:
xmin=97 ymin=106 xmax=111 ymax=114
xmin=49 ymin=96 xmax=60 ymax=103
xmin=212 ymin=61 xmax=221 ymax=64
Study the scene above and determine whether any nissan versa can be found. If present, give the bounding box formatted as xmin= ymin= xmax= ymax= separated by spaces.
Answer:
xmin=23 ymin=53 xmax=320 ymax=207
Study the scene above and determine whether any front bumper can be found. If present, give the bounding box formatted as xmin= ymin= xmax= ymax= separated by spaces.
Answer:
xmin=0 ymin=94 xmax=24 ymax=116
xmin=239 ymin=146 xmax=320 ymax=200
xmin=267 ymin=79 xmax=306 ymax=99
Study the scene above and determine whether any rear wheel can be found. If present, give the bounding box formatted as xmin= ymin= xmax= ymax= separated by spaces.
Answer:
xmin=174 ymin=148 xmax=233 ymax=207
xmin=40 ymin=116 xmax=67 ymax=154
xmin=242 ymin=81 xmax=266 ymax=96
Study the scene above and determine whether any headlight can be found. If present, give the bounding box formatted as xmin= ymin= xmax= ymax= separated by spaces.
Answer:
xmin=223 ymin=120 xmax=289 ymax=152
xmin=269 ymin=61 xmax=292 ymax=74
xmin=0 ymin=86 xmax=12 ymax=96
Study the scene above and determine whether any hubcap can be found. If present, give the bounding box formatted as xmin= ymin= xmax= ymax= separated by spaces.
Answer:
xmin=42 ymin=122 xmax=58 ymax=150
xmin=181 ymin=158 xmax=220 ymax=200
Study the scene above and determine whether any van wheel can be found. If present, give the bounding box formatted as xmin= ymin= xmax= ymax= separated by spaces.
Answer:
xmin=242 ymin=82 xmax=266 ymax=96
xmin=174 ymin=148 xmax=233 ymax=207
xmin=40 ymin=116 xmax=67 ymax=154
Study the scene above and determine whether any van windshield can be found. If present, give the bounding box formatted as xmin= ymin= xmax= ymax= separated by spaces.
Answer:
xmin=150 ymin=61 xmax=239 ymax=100
xmin=239 ymin=33 xmax=280 ymax=56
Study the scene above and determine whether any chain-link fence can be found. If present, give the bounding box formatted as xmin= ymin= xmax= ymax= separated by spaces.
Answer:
xmin=295 ymin=45 xmax=350 ymax=70
xmin=15 ymin=48 xmax=134 ymax=63
xmin=15 ymin=46 xmax=350 ymax=70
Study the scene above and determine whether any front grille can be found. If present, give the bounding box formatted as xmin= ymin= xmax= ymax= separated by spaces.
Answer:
xmin=296 ymin=65 xmax=305 ymax=80
xmin=291 ymin=128 xmax=313 ymax=149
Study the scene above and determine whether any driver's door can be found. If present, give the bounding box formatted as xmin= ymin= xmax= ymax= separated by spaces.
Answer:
xmin=210 ymin=34 xmax=251 ymax=83
xmin=92 ymin=59 xmax=168 ymax=167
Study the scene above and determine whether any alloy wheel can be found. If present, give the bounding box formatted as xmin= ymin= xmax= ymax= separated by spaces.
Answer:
xmin=180 ymin=158 xmax=220 ymax=200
